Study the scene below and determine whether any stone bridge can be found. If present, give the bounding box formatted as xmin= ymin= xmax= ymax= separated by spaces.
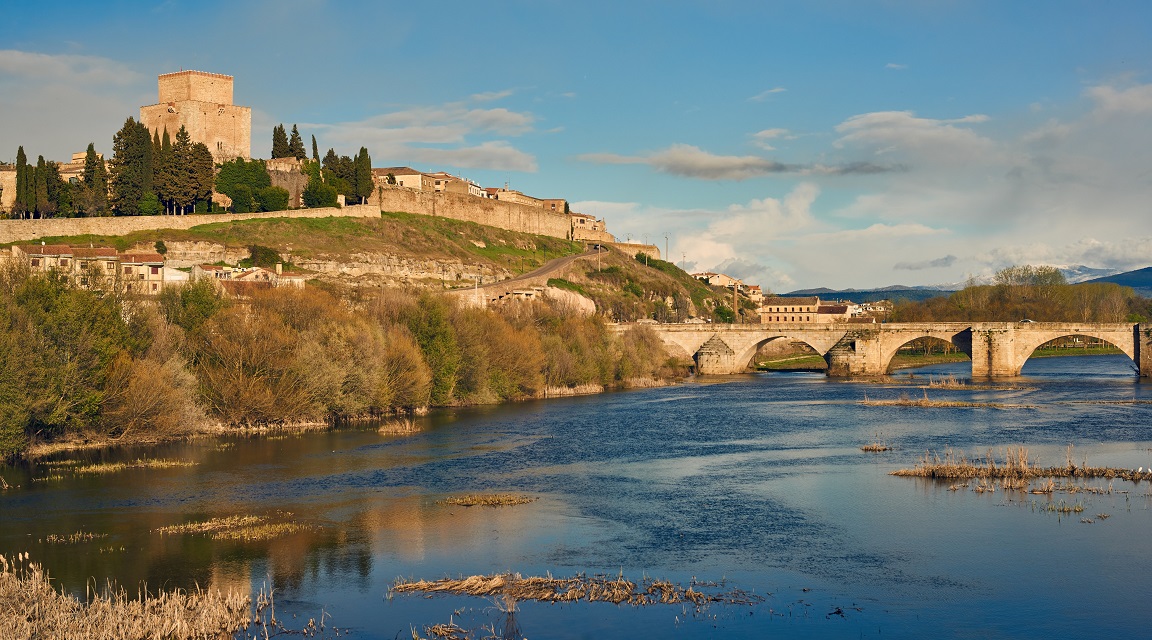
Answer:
xmin=616 ymin=322 xmax=1152 ymax=377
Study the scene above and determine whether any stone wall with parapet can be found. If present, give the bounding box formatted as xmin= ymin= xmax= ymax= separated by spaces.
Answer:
xmin=0 ymin=204 xmax=379 ymax=245
xmin=371 ymin=186 xmax=573 ymax=240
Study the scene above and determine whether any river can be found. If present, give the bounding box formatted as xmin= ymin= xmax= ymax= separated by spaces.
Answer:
xmin=2 ymin=354 xmax=1151 ymax=638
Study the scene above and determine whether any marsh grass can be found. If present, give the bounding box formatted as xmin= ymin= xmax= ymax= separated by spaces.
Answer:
xmin=893 ymin=446 xmax=1152 ymax=483
xmin=861 ymin=390 xmax=1031 ymax=409
xmin=42 ymin=531 xmax=108 ymax=544
xmin=0 ymin=553 xmax=249 ymax=640
xmin=927 ymin=374 xmax=966 ymax=389
xmin=861 ymin=432 xmax=891 ymax=452
xmin=379 ymin=418 xmax=420 ymax=436
xmin=33 ymin=458 xmax=198 ymax=482
xmin=391 ymin=572 xmax=763 ymax=608
xmin=435 ymin=494 xmax=537 ymax=508
xmin=155 ymin=513 xmax=311 ymax=541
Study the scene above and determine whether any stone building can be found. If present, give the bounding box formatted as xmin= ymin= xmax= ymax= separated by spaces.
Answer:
xmin=11 ymin=244 xmax=167 ymax=294
xmin=140 ymin=70 xmax=251 ymax=162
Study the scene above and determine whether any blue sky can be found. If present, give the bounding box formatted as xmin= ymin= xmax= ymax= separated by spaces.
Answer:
xmin=3 ymin=1 xmax=1152 ymax=291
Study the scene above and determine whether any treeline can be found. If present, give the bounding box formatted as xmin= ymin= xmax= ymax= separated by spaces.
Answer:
xmin=4 ymin=120 xmax=367 ymax=219
xmin=892 ymin=265 xmax=1152 ymax=323
xmin=0 ymin=265 xmax=685 ymax=459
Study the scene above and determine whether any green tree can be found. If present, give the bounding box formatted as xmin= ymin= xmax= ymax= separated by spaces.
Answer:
xmin=154 ymin=128 xmax=175 ymax=213
xmin=405 ymin=294 xmax=461 ymax=405
xmin=302 ymin=160 xmax=338 ymax=208
xmin=353 ymin=147 xmax=372 ymax=204
xmin=215 ymin=157 xmax=270 ymax=212
xmin=109 ymin=118 xmax=155 ymax=215
xmin=189 ymin=142 xmax=215 ymax=212
xmin=271 ymin=124 xmax=290 ymax=159
xmin=80 ymin=143 xmax=109 ymax=216
xmin=254 ymin=186 xmax=289 ymax=212
xmin=288 ymin=124 xmax=307 ymax=160
xmin=14 ymin=146 xmax=32 ymax=219
xmin=33 ymin=155 xmax=52 ymax=218
xmin=311 ymin=135 xmax=319 ymax=161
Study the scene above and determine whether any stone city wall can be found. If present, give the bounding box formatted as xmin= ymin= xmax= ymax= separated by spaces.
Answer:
xmin=0 ymin=204 xmax=378 ymax=245
xmin=372 ymin=186 xmax=573 ymax=240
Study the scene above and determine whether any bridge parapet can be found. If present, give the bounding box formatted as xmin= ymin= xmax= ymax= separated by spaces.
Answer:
xmin=624 ymin=321 xmax=1147 ymax=378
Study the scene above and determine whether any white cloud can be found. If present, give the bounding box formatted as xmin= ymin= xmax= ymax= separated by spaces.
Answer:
xmin=749 ymin=87 xmax=787 ymax=102
xmin=470 ymin=89 xmax=515 ymax=102
xmin=1086 ymin=83 xmax=1152 ymax=116
xmin=833 ymin=111 xmax=995 ymax=164
xmin=885 ymin=63 xmax=908 ymax=70
xmin=750 ymin=128 xmax=792 ymax=151
xmin=0 ymin=50 xmax=142 ymax=86
xmin=306 ymin=93 xmax=538 ymax=171
xmin=578 ymin=143 xmax=899 ymax=180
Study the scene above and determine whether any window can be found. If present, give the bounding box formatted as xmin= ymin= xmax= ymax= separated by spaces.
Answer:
xmin=124 ymin=266 xmax=132 ymax=275
xmin=31 ymin=259 xmax=39 ymax=267
xmin=151 ymin=266 xmax=159 ymax=275
xmin=60 ymin=259 xmax=70 ymax=267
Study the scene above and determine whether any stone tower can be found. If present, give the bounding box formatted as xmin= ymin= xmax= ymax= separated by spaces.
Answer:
xmin=139 ymin=70 xmax=251 ymax=162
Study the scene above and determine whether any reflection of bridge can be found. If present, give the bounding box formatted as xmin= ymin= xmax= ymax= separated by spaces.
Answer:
xmin=621 ymin=322 xmax=1152 ymax=377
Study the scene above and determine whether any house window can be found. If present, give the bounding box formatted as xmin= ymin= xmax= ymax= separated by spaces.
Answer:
xmin=151 ymin=266 xmax=159 ymax=275
xmin=152 ymin=283 xmax=158 ymax=291
xmin=124 ymin=266 xmax=132 ymax=275
xmin=60 ymin=259 xmax=70 ymax=267
xmin=31 ymin=259 xmax=40 ymax=267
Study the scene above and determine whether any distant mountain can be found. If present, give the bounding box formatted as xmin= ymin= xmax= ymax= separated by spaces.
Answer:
xmin=785 ymin=265 xmax=1136 ymax=303
xmin=784 ymin=285 xmax=950 ymax=304
xmin=1083 ymin=266 xmax=1152 ymax=297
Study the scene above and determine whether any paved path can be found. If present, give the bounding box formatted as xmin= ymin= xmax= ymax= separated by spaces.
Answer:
xmin=446 ymin=247 xmax=604 ymax=298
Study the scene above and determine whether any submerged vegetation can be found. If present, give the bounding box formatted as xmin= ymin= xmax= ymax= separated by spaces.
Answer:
xmin=892 ymin=446 xmax=1152 ymax=483
xmin=154 ymin=513 xmax=311 ymax=541
xmin=0 ymin=262 xmax=688 ymax=459
xmin=391 ymin=572 xmax=764 ymax=608
xmin=435 ymin=494 xmax=536 ymax=507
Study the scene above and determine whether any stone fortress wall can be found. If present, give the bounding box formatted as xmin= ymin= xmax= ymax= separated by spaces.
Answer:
xmin=0 ymin=205 xmax=378 ymax=245
xmin=371 ymin=186 xmax=573 ymax=239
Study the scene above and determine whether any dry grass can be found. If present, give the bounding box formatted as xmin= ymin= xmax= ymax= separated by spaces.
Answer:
xmin=42 ymin=531 xmax=108 ymax=545
xmin=379 ymin=418 xmax=421 ymax=436
xmin=926 ymin=374 xmax=966 ymax=389
xmin=861 ymin=431 xmax=891 ymax=452
xmin=435 ymin=494 xmax=537 ymax=508
xmin=0 ymin=553 xmax=249 ymax=640
xmin=892 ymin=445 xmax=1152 ymax=483
xmin=861 ymin=390 xmax=1030 ymax=409
xmin=391 ymin=572 xmax=763 ymax=608
xmin=33 ymin=458 xmax=198 ymax=482
xmin=0 ymin=554 xmax=334 ymax=639
xmin=154 ymin=513 xmax=311 ymax=541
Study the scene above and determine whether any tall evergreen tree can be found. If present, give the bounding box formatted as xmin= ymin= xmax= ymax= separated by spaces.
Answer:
xmin=354 ymin=147 xmax=373 ymax=204
xmin=189 ymin=142 xmax=215 ymax=212
xmin=109 ymin=117 xmax=155 ymax=215
xmin=288 ymin=124 xmax=306 ymax=160
xmin=170 ymin=126 xmax=197 ymax=214
xmin=311 ymin=135 xmax=319 ymax=162
xmin=154 ymin=129 xmax=175 ymax=214
xmin=14 ymin=146 xmax=30 ymax=218
xmin=271 ymin=124 xmax=290 ymax=159
xmin=81 ymin=143 xmax=109 ymax=216
xmin=34 ymin=156 xmax=52 ymax=218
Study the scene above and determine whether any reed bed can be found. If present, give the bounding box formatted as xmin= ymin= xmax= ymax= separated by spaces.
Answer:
xmin=435 ymin=494 xmax=537 ymax=508
xmin=42 ymin=530 xmax=108 ymax=545
xmin=32 ymin=458 xmax=198 ymax=483
xmin=154 ymin=513 xmax=311 ymax=541
xmin=892 ymin=446 xmax=1152 ymax=483
xmin=926 ymin=374 xmax=966 ymax=389
xmin=861 ymin=432 xmax=891 ymax=452
xmin=391 ymin=572 xmax=763 ymax=608
xmin=378 ymin=418 xmax=421 ymax=436
xmin=861 ymin=390 xmax=1029 ymax=409
xmin=0 ymin=554 xmax=249 ymax=640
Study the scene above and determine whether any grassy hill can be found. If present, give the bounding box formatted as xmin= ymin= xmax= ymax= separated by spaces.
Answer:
xmin=11 ymin=211 xmax=747 ymax=321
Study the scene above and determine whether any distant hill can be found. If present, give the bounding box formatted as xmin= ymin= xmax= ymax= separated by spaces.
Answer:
xmin=784 ymin=285 xmax=953 ymax=304
xmin=1083 ymin=266 xmax=1152 ymax=297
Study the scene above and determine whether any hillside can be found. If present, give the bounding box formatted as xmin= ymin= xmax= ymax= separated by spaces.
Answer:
xmin=11 ymin=211 xmax=744 ymax=321
xmin=1084 ymin=266 xmax=1152 ymax=297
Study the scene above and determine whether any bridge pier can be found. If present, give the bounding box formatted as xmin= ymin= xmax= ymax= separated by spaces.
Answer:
xmin=969 ymin=324 xmax=1020 ymax=377
xmin=826 ymin=329 xmax=886 ymax=377
xmin=1139 ymin=323 xmax=1152 ymax=378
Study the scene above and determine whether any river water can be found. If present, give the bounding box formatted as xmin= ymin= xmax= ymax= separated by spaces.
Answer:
xmin=3 ymin=354 xmax=1152 ymax=638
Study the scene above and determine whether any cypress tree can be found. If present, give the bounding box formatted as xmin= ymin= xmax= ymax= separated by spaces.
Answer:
xmin=171 ymin=126 xmax=197 ymax=214
xmin=354 ymin=147 xmax=372 ymax=204
xmin=271 ymin=124 xmax=289 ymax=159
xmin=14 ymin=146 xmax=30 ymax=218
xmin=109 ymin=117 xmax=154 ymax=215
xmin=34 ymin=156 xmax=50 ymax=217
xmin=311 ymin=135 xmax=319 ymax=162
xmin=189 ymin=142 xmax=215 ymax=212
xmin=82 ymin=143 xmax=109 ymax=216
xmin=288 ymin=124 xmax=306 ymax=160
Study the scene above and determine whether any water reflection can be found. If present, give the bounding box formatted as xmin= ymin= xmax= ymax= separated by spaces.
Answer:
xmin=2 ymin=354 xmax=1152 ymax=638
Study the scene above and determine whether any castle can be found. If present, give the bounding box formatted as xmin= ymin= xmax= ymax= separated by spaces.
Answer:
xmin=139 ymin=70 xmax=251 ymax=162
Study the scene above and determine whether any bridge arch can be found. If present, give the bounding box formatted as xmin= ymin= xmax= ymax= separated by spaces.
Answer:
xmin=1014 ymin=327 xmax=1137 ymax=375
xmin=877 ymin=326 xmax=974 ymax=375
xmin=730 ymin=331 xmax=846 ymax=373
xmin=882 ymin=336 xmax=971 ymax=373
